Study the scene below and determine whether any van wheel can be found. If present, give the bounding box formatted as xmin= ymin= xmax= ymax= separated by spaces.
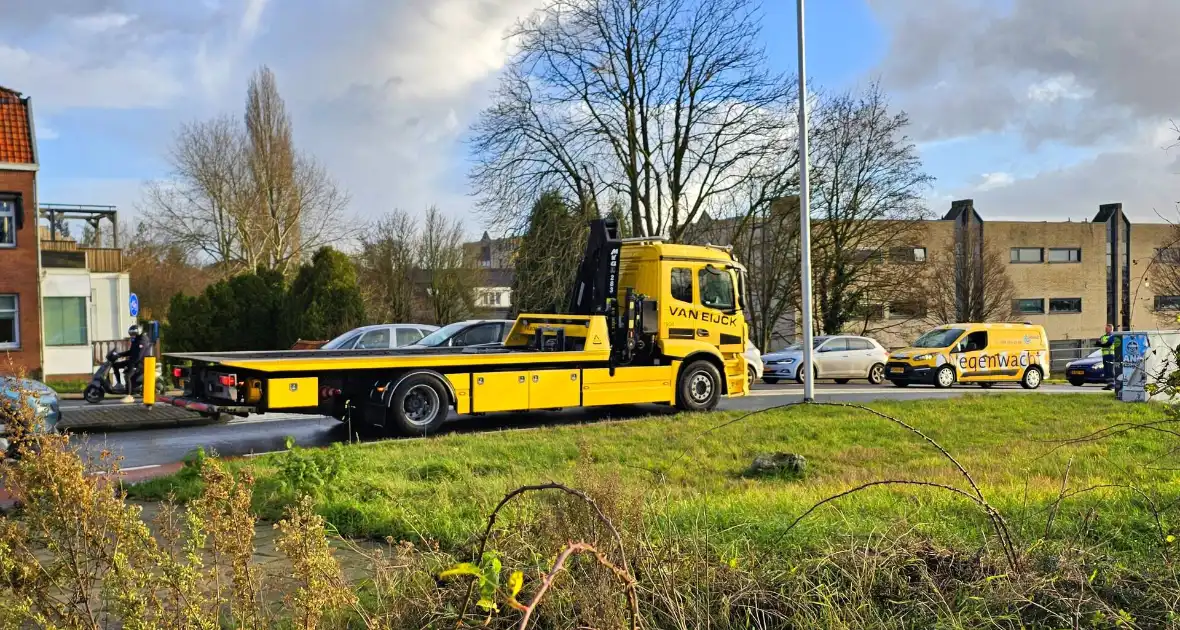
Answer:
xmin=676 ymin=361 xmax=722 ymax=412
xmin=386 ymin=374 xmax=450 ymax=436
xmin=868 ymin=363 xmax=885 ymax=385
xmin=1021 ymin=366 xmax=1043 ymax=390
xmin=934 ymin=365 xmax=956 ymax=389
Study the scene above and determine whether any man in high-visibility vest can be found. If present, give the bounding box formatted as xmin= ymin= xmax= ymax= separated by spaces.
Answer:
xmin=1097 ymin=324 xmax=1120 ymax=390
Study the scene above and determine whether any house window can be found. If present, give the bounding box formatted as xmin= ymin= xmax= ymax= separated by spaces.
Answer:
xmin=0 ymin=295 xmax=17 ymax=349
xmin=888 ymin=247 xmax=927 ymax=263
xmin=1155 ymin=295 xmax=1180 ymax=311
xmin=853 ymin=303 xmax=886 ymax=320
xmin=852 ymin=249 xmax=884 ymax=264
xmin=0 ymin=197 xmax=16 ymax=247
xmin=888 ymin=301 xmax=926 ymax=319
xmin=1010 ymin=247 xmax=1043 ymax=263
xmin=671 ymin=268 xmax=693 ymax=303
xmin=1049 ymin=298 xmax=1082 ymax=314
xmin=1156 ymin=248 xmax=1180 ymax=265
xmin=1047 ymin=248 xmax=1081 ymax=263
xmin=44 ymin=296 xmax=88 ymax=346
xmin=1012 ymin=298 xmax=1045 ymax=314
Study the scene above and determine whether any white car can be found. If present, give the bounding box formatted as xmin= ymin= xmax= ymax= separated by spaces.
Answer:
xmin=761 ymin=335 xmax=889 ymax=385
xmin=744 ymin=341 xmax=763 ymax=385
xmin=321 ymin=324 xmax=440 ymax=350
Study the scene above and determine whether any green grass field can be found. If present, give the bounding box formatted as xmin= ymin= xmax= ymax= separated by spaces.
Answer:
xmin=130 ymin=394 xmax=1177 ymax=559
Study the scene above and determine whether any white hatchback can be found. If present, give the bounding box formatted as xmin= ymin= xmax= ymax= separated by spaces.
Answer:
xmin=761 ymin=335 xmax=890 ymax=385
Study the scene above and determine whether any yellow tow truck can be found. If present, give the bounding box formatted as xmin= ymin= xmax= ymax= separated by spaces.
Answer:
xmin=158 ymin=218 xmax=751 ymax=435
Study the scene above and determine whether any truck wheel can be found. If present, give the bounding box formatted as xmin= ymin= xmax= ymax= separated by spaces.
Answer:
xmin=934 ymin=365 xmax=956 ymax=389
xmin=676 ymin=361 xmax=722 ymax=412
xmin=83 ymin=385 xmax=104 ymax=404
xmin=1021 ymin=366 xmax=1043 ymax=390
xmin=387 ymin=374 xmax=450 ymax=436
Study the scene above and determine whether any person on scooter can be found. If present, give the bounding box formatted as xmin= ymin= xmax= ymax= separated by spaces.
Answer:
xmin=113 ymin=324 xmax=148 ymax=392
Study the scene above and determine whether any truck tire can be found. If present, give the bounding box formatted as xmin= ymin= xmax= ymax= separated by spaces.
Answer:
xmin=676 ymin=360 xmax=722 ymax=412
xmin=386 ymin=373 xmax=450 ymax=436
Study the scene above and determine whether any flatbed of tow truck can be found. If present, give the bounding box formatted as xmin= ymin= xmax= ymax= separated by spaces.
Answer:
xmin=163 ymin=219 xmax=754 ymax=435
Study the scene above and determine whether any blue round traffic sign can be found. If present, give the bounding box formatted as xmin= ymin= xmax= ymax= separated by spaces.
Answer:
xmin=129 ymin=293 xmax=140 ymax=318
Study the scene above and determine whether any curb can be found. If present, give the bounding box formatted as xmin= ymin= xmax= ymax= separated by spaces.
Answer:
xmin=56 ymin=390 xmax=184 ymax=400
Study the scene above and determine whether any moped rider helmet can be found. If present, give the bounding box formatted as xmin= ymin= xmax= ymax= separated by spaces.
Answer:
xmin=128 ymin=325 xmax=140 ymax=337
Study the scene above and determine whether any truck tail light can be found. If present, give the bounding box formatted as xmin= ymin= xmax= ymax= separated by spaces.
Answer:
xmin=218 ymin=375 xmax=237 ymax=387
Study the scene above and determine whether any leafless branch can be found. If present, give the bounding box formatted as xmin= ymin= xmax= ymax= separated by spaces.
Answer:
xmin=517 ymin=541 xmax=638 ymax=630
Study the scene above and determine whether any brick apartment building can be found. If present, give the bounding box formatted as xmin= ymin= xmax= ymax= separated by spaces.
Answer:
xmin=0 ymin=86 xmax=40 ymax=374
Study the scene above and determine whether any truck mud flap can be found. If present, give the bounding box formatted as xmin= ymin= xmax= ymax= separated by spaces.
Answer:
xmin=156 ymin=395 xmax=255 ymax=417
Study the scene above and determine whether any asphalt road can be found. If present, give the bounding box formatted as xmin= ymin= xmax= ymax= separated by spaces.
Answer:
xmin=62 ymin=382 xmax=1103 ymax=470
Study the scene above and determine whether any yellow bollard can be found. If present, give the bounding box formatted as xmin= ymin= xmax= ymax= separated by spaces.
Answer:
xmin=143 ymin=356 xmax=156 ymax=408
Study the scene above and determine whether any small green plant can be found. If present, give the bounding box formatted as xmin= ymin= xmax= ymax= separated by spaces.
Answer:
xmin=177 ymin=446 xmax=209 ymax=483
xmin=276 ymin=437 xmax=346 ymax=497
xmin=439 ymin=551 xmax=524 ymax=613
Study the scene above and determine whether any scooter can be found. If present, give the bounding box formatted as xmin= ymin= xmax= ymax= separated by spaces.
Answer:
xmin=83 ymin=350 xmax=165 ymax=404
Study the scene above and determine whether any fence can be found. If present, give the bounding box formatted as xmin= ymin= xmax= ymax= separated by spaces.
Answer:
xmin=1049 ymin=338 xmax=1099 ymax=375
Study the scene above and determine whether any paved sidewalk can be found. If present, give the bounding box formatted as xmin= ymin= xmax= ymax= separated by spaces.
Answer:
xmin=59 ymin=403 xmax=221 ymax=432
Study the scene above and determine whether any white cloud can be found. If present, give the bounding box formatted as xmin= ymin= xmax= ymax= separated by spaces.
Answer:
xmin=69 ymin=11 xmax=136 ymax=33
xmin=0 ymin=44 xmax=183 ymax=111
xmin=1026 ymin=74 xmax=1091 ymax=104
xmin=976 ymin=172 xmax=1015 ymax=191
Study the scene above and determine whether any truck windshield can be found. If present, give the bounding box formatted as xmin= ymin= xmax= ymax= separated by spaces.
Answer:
xmin=413 ymin=322 xmax=470 ymax=347
xmin=912 ymin=328 xmax=965 ymax=348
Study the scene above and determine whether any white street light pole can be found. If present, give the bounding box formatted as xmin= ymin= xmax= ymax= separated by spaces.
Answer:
xmin=796 ymin=0 xmax=816 ymax=402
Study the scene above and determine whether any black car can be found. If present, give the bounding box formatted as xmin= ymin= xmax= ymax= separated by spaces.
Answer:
xmin=1064 ymin=349 xmax=1105 ymax=386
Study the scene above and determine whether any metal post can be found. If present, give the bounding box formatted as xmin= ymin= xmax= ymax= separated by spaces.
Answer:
xmin=796 ymin=0 xmax=816 ymax=402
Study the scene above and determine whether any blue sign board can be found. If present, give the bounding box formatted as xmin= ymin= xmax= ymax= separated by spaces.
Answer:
xmin=129 ymin=293 xmax=140 ymax=318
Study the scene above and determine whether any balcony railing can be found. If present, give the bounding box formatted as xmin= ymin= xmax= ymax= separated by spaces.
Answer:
xmin=40 ymin=242 xmax=123 ymax=272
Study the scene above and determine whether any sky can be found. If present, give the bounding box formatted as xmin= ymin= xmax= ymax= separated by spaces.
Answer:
xmin=5 ymin=0 xmax=1180 ymax=235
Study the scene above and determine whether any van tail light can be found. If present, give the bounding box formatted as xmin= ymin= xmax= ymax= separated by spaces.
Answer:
xmin=218 ymin=375 xmax=237 ymax=387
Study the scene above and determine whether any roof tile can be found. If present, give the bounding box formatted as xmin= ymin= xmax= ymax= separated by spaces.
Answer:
xmin=0 ymin=86 xmax=34 ymax=164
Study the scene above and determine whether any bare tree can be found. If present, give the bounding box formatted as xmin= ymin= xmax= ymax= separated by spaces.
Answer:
xmin=926 ymin=232 xmax=1015 ymax=324
xmin=355 ymin=211 xmax=420 ymax=324
xmin=417 ymin=207 xmax=481 ymax=325
xmin=470 ymin=0 xmax=795 ymax=241
xmin=145 ymin=66 xmax=350 ymax=277
xmin=808 ymin=82 xmax=935 ymax=335
xmin=144 ymin=116 xmax=254 ymax=275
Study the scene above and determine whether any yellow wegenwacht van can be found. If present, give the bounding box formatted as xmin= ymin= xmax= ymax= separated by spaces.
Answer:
xmin=885 ymin=322 xmax=1050 ymax=389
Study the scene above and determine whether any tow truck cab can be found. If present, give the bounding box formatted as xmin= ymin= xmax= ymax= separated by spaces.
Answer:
xmin=164 ymin=219 xmax=751 ymax=435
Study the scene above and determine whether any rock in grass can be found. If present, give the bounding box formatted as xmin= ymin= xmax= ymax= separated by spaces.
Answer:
xmin=746 ymin=452 xmax=806 ymax=478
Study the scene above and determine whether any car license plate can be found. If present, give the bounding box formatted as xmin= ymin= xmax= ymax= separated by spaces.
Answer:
xmin=1069 ymin=370 xmax=1084 ymax=376
xmin=890 ymin=367 xmax=904 ymax=374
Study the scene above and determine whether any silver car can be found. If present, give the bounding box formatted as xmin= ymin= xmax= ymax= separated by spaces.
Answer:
xmin=761 ymin=335 xmax=889 ymax=385
xmin=1 ymin=376 xmax=61 ymax=457
xmin=321 ymin=324 xmax=441 ymax=350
